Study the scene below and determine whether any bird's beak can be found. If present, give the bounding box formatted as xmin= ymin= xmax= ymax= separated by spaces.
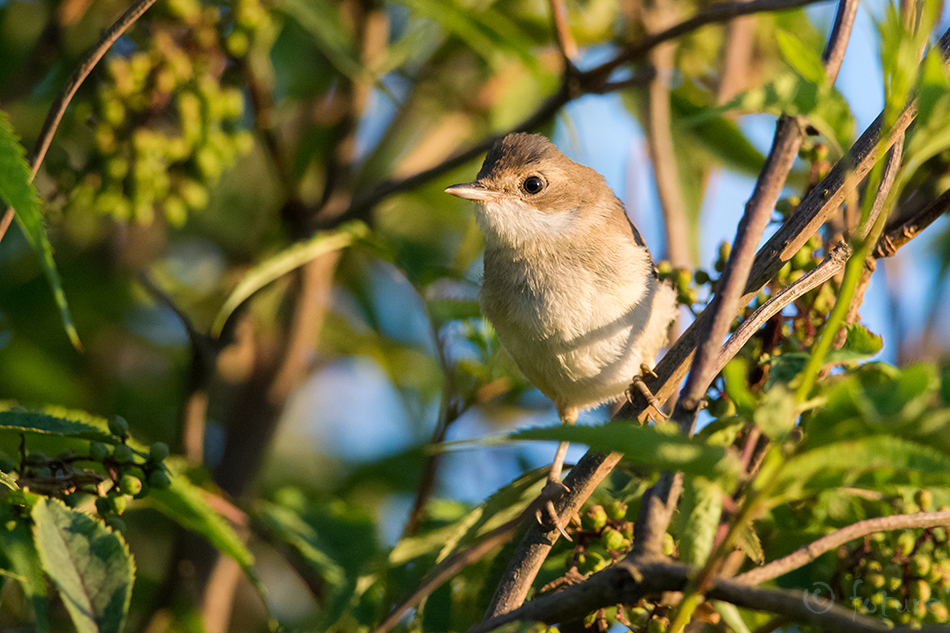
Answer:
xmin=444 ymin=182 xmax=501 ymax=202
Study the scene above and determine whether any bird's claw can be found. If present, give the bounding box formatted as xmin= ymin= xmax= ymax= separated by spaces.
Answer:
xmin=536 ymin=478 xmax=574 ymax=541
xmin=626 ymin=366 xmax=667 ymax=419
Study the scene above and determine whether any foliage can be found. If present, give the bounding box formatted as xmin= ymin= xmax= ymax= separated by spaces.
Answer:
xmin=2 ymin=0 xmax=950 ymax=631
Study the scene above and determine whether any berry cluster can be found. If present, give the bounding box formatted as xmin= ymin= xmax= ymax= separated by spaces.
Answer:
xmin=1 ymin=415 xmax=172 ymax=533
xmin=542 ymin=499 xmax=677 ymax=632
xmin=832 ymin=491 xmax=950 ymax=627
xmin=60 ymin=0 xmax=272 ymax=226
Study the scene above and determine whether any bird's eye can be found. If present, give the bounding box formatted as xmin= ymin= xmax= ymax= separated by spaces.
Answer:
xmin=522 ymin=175 xmax=545 ymax=195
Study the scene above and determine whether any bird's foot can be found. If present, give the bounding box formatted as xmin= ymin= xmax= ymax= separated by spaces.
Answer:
xmin=626 ymin=363 xmax=667 ymax=419
xmin=535 ymin=477 xmax=575 ymax=541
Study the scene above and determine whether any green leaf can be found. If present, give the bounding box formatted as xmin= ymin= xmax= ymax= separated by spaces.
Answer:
xmin=509 ymin=423 xmax=737 ymax=477
xmin=0 ymin=111 xmax=79 ymax=349
xmin=0 ymin=498 xmax=49 ymax=632
xmin=393 ymin=0 xmax=541 ymax=74
xmin=735 ymin=522 xmax=764 ymax=565
xmin=390 ymin=470 xmax=545 ymax=566
xmin=769 ymin=436 xmax=950 ymax=507
xmin=32 ymin=497 xmax=134 ymax=633
xmin=258 ymin=488 xmax=379 ymax=629
xmin=0 ymin=469 xmax=18 ymax=490
xmin=212 ymin=221 xmax=369 ymax=336
xmin=712 ymin=601 xmax=752 ymax=633
xmin=0 ymin=409 xmax=114 ymax=443
xmin=675 ymin=476 xmax=722 ymax=565
xmin=753 ymin=384 xmax=798 ymax=441
xmin=722 ymin=358 xmax=757 ymax=418
xmin=852 ymin=363 xmax=937 ymax=428
xmin=776 ymin=29 xmax=827 ymax=85
xmin=827 ymin=324 xmax=883 ymax=365
xmin=673 ymin=86 xmax=766 ymax=176
xmin=148 ymin=468 xmax=255 ymax=572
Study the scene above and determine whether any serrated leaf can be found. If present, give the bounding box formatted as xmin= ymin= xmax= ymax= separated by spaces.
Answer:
xmin=0 ymin=112 xmax=79 ymax=349
xmin=212 ymin=221 xmax=369 ymax=335
xmin=0 ymin=410 xmax=114 ymax=443
xmin=390 ymin=469 xmax=545 ymax=566
xmin=827 ymin=324 xmax=883 ymax=365
xmin=735 ymin=522 xmax=764 ymax=564
xmin=769 ymin=436 xmax=950 ymax=507
xmin=676 ymin=476 xmax=721 ymax=565
xmin=776 ymin=29 xmax=827 ymax=85
xmin=510 ymin=423 xmax=736 ymax=477
xmin=0 ymin=500 xmax=49 ymax=632
xmin=32 ymin=497 xmax=133 ymax=633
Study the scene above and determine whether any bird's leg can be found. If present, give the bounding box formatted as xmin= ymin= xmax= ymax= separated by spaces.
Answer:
xmin=627 ymin=363 xmax=667 ymax=419
xmin=537 ymin=407 xmax=578 ymax=540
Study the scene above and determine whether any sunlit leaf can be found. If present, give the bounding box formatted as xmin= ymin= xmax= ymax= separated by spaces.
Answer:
xmin=776 ymin=29 xmax=827 ymax=85
xmin=675 ymin=476 xmax=721 ymax=565
xmin=32 ymin=497 xmax=134 ymax=633
xmin=0 ymin=112 xmax=79 ymax=349
xmin=770 ymin=436 xmax=950 ymax=507
xmin=212 ymin=221 xmax=369 ymax=336
xmin=510 ymin=423 xmax=737 ymax=477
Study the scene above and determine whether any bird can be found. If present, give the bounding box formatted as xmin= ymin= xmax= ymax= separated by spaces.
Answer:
xmin=445 ymin=132 xmax=679 ymax=534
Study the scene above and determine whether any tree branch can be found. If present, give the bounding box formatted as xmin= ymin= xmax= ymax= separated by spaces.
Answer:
xmin=738 ymin=510 xmax=950 ymax=586
xmin=472 ymin=557 xmax=942 ymax=633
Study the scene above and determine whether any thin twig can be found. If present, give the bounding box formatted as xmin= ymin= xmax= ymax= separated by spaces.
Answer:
xmin=738 ymin=510 xmax=950 ymax=585
xmin=29 ymin=0 xmax=159 ymax=176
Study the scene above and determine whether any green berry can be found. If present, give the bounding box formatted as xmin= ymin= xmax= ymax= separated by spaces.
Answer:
xmin=89 ymin=442 xmax=109 ymax=462
xmin=110 ymin=494 xmax=128 ymax=514
xmin=149 ymin=442 xmax=170 ymax=463
xmin=606 ymin=500 xmax=628 ymax=521
xmin=148 ymin=469 xmax=172 ymax=490
xmin=113 ymin=444 xmax=134 ymax=464
xmin=118 ymin=474 xmax=143 ymax=496
xmin=108 ymin=416 xmax=129 ymax=437
xmin=95 ymin=496 xmax=112 ymax=516
xmin=584 ymin=505 xmax=608 ymax=531
xmin=915 ymin=489 xmax=933 ymax=511
xmin=602 ymin=527 xmax=626 ymax=552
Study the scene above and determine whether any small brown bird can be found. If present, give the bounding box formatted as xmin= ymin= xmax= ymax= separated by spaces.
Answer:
xmin=446 ymin=133 xmax=678 ymax=528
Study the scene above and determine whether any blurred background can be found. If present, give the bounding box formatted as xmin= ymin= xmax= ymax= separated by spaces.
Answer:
xmin=1 ymin=0 xmax=950 ymax=629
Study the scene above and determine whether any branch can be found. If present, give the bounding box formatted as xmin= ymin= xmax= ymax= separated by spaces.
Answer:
xmin=472 ymin=557 xmax=940 ymax=633
xmin=547 ymin=0 xmax=578 ymax=63
xmin=738 ymin=510 xmax=950 ymax=586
